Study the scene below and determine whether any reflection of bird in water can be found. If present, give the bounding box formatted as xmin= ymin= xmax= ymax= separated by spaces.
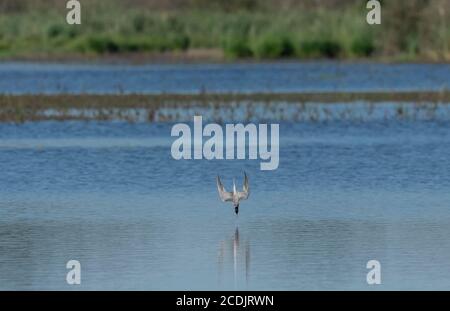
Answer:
xmin=216 ymin=172 xmax=250 ymax=215
xmin=218 ymin=226 xmax=251 ymax=289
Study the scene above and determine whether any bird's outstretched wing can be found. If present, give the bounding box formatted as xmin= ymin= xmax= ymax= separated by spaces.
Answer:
xmin=237 ymin=172 xmax=250 ymax=201
xmin=217 ymin=176 xmax=233 ymax=202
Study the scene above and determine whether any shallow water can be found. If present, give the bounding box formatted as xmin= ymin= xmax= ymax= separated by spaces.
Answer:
xmin=1 ymin=62 xmax=450 ymax=94
xmin=34 ymin=101 xmax=450 ymax=123
xmin=1 ymin=120 xmax=450 ymax=290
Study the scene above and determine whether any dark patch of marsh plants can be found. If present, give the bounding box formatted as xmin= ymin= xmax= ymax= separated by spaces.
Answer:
xmin=1 ymin=92 xmax=450 ymax=123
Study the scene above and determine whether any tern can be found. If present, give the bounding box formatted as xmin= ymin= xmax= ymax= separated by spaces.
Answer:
xmin=216 ymin=173 xmax=250 ymax=215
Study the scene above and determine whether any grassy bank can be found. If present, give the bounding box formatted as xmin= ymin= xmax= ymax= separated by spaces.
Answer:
xmin=1 ymin=91 xmax=450 ymax=123
xmin=0 ymin=0 xmax=449 ymax=61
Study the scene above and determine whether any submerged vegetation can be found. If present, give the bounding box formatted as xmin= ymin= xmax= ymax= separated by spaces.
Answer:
xmin=1 ymin=92 xmax=450 ymax=123
xmin=0 ymin=0 xmax=449 ymax=61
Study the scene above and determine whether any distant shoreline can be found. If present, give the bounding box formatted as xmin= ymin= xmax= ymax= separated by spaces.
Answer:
xmin=2 ymin=2 xmax=450 ymax=63
xmin=0 ymin=49 xmax=225 ymax=65
xmin=2 ymin=52 xmax=450 ymax=65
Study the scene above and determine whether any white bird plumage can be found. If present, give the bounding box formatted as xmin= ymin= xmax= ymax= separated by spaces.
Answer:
xmin=216 ymin=172 xmax=250 ymax=215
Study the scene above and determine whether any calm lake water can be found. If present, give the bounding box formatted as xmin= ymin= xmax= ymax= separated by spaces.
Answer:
xmin=1 ymin=119 xmax=450 ymax=290
xmin=1 ymin=61 xmax=450 ymax=290
xmin=1 ymin=62 xmax=450 ymax=94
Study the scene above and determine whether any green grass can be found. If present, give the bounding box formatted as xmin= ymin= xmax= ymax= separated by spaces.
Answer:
xmin=0 ymin=0 xmax=449 ymax=61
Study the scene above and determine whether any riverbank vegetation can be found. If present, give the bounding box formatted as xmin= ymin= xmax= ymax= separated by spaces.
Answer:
xmin=0 ymin=0 xmax=449 ymax=61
